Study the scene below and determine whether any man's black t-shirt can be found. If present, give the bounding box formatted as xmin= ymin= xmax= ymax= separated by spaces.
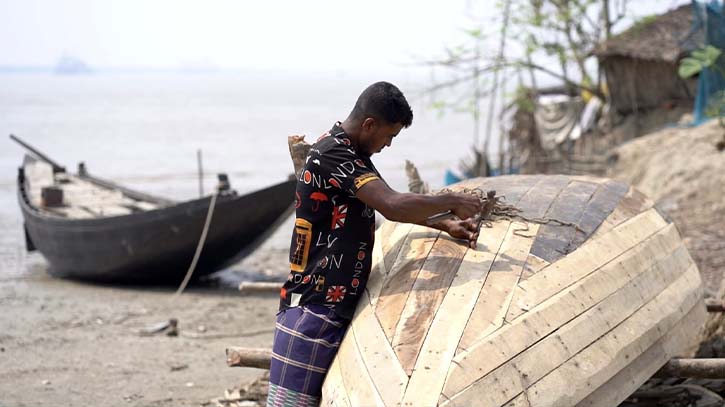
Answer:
xmin=279 ymin=123 xmax=381 ymax=320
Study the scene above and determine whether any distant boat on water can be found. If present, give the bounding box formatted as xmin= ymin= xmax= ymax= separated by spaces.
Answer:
xmin=54 ymin=55 xmax=92 ymax=75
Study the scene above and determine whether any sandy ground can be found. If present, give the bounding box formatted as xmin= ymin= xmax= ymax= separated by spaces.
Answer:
xmin=0 ymin=244 xmax=288 ymax=407
xmin=609 ymin=118 xmax=725 ymax=298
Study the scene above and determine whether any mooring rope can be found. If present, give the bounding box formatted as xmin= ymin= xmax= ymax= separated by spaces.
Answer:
xmin=173 ymin=190 xmax=219 ymax=298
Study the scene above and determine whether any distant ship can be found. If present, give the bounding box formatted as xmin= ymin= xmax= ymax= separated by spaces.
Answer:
xmin=54 ymin=55 xmax=92 ymax=75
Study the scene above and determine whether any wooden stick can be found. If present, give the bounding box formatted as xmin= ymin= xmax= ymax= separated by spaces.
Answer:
xmin=238 ymin=281 xmax=281 ymax=294
xmin=226 ymin=347 xmax=272 ymax=369
xmin=287 ymin=135 xmax=311 ymax=178
xmin=654 ymin=358 xmax=725 ymax=379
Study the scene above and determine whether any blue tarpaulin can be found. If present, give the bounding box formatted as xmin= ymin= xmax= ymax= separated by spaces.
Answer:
xmin=692 ymin=1 xmax=725 ymax=124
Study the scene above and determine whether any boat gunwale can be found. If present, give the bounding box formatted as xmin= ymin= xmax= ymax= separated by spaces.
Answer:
xmin=17 ymin=164 xmax=295 ymax=230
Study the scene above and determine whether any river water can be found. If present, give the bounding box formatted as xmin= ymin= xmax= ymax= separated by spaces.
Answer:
xmin=0 ymin=72 xmax=479 ymax=282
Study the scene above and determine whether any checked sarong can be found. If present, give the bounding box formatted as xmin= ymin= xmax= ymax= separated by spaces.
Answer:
xmin=268 ymin=304 xmax=349 ymax=407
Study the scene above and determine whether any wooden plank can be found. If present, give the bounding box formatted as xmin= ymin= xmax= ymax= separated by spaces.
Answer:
xmin=520 ymin=263 xmax=703 ymax=407
xmin=441 ymin=243 xmax=693 ymax=406
xmin=350 ymin=290 xmax=408 ymax=406
xmin=381 ymin=222 xmax=414 ymax=275
xmin=441 ymin=223 xmax=683 ymax=400
xmin=507 ymin=207 xmax=669 ymax=322
xmin=391 ymin=234 xmax=469 ymax=374
xmin=591 ymin=187 xmax=653 ymax=240
xmin=502 ymin=394 xmax=531 ymax=407
xmin=365 ymin=221 xmax=414 ymax=308
xmin=529 ymin=180 xmax=599 ymax=262
xmin=576 ymin=298 xmax=707 ymax=407
xmin=515 ymin=175 xmax=571 ymax=220
xmin=451 ymin=174 xmax=524 ymax=193
xmin=493 ymin=175 xmax=546 ymax=207
xmin=400 ymin=219 xmax=510 ymax=406
xmin=457 ymin=222 xmax=540 ymax=353
xmin=365 ymin=224 xmax=392 ymax=308
xmin=336 ymin=325 xmax=385 ymax=406
xmin=320 ymin=356 xmax=352 ymax=407
xmin=570 ymin=179 xmax=629 ymax=248
xmin=519 ymin=254 xmax=549 ymax=281
xmin=374 ymin=225 xmax=440 ymax=342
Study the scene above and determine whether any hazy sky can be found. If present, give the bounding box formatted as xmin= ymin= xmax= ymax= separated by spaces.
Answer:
xmin=0 ymin=0 xmax=687 ymax=74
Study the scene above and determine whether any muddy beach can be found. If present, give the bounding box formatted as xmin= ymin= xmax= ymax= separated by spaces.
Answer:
xmin=0 ymin=238 xmax=288 ymax=407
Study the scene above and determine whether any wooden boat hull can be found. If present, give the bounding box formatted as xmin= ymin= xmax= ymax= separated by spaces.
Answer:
xmin=321 ymin=175 xmax=706 ymax=407
xmin=18 ymin=167 xmax=295 ymax=283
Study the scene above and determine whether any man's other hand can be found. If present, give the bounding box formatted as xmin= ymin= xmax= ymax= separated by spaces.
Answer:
xmin=450 ymin=193 xmax=482 ymax=221
xmin=441 ymin=218 xmax=479 ymax=247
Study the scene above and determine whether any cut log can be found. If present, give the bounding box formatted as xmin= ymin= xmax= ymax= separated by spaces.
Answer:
xmin=226 ymin=347 xmax=272 ymax=369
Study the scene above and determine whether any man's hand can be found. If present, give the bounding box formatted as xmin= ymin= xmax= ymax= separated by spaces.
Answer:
xmin=438 ymin=218 xmax=479 ymax=248
xmin=449 ymin=193 xmax=482 ymax=221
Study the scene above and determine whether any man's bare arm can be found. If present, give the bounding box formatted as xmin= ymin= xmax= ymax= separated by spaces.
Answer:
xmin=355 ymin=179 xmax=480 ymax=224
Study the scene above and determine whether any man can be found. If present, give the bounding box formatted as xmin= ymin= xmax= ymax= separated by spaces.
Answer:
xmin=268 ymin=82 xmax=481 ymax=406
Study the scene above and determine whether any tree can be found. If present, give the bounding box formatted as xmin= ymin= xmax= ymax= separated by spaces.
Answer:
xmin=424 ymin=0 xmax=633 ymax=167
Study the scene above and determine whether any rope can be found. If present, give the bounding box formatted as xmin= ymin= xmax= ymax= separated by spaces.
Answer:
xmin=173 ymin=191 xmax=219 ymax=298
xmin=439 ymin=187 xmax=585 ymax=238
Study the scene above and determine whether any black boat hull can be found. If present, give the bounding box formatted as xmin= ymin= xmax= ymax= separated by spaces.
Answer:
xmin=18 ymin=171 xmax=295 ymax=283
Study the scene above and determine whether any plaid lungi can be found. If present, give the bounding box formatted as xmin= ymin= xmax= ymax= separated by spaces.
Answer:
xmin=267 ymin=304 xmax=349 ymax=407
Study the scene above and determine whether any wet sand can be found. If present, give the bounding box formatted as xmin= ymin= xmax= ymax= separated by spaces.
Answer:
xmin=0 ymin=245 xmax=287 ymax=407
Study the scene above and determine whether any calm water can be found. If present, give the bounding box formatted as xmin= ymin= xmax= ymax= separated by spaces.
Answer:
xmin=0 ymin=72 xmax=479 ymax=279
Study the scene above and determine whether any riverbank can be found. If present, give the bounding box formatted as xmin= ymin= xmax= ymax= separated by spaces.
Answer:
xmin=0 ymin=251 xmax=285 ymax=407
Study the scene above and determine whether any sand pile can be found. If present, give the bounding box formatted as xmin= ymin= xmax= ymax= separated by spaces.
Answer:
xmin=609 ymin=119 xmax=725 ymax=358
xmin=609 ymin=119 xmax=725 ymax=298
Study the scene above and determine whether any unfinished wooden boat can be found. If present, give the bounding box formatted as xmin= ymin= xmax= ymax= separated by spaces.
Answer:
xmin=17 ymin=150 xmax=295 ymax=283
xmin=321 ymin=175 xmax=706 ymax=407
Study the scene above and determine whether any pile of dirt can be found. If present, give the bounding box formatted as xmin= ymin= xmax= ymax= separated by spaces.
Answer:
xmin=609 ymin=118 xmax=725 ymax=360
xmin=608 ymin=118 xmax=725 ymax=299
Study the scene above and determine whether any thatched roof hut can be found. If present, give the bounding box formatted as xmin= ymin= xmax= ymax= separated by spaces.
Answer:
xmin=594 ymin=4 xmax=702 ymax=115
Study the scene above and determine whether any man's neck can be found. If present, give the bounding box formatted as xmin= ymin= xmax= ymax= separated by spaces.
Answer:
xmin=339 ymin=119 xmax=363 ymax=155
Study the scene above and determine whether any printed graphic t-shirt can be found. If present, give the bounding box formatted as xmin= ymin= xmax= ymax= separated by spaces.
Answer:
xmin=279 ymin=123 xmax=381 ymax=320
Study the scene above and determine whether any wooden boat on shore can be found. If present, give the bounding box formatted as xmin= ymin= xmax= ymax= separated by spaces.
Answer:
xmin=322 ymin=174 xmax=706 ymax=407
xmin=14 ymin=137 xmax=296 ymax=283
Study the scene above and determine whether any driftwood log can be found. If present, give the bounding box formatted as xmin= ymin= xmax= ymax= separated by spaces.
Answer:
xmin=226 ymin=347 xmax=272 ymax=369
xmin=238 ymin=281 xmax=281 ymax=294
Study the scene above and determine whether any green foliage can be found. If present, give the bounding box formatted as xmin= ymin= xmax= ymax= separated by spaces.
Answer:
xmin=679 ymin=45 xmax=725 ymax=129
xmin=678 ymin=45 xmax=723 ymax=79
xmin=513 ymin=86 xmax=536 ymax=113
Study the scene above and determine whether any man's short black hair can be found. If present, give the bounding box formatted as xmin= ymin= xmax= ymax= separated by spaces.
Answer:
xmin=349 ymin=81 xmax=413 ymax=128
